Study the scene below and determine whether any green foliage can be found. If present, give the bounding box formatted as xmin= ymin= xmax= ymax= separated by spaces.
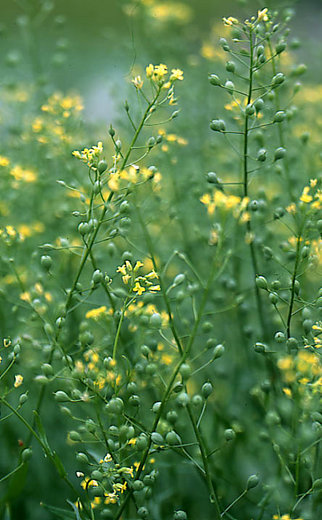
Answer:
xmin=0 ymin=2 xmax=321 ymax=520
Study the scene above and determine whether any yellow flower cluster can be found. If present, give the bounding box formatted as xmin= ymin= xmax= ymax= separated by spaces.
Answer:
xmin=145 ymin=63 xmax=183 ymax=85
xmin=200 ymin=191 xmax=249 ymax=218
xmin=41 ymin=92 xmax=83 ymax=118
xmin=299 ymin=179 xmax=321 ymax=208
xmin=10 ymin=165 xmax=37 ymax=183
xmin=72 ymin=141 xmax=104 ymax=169
xmin=278 ymin=351 xmax=322 ymax=393
xmin=117 ymin=260 xmax=160 ymax=296
xmin=108 ymin=165 xmax=162 ymax=193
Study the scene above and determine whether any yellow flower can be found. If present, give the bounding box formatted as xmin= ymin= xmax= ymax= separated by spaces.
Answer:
xmin=146 ymin=64 xmax=154 ymax=78
xmin=223 ymin=16 xmax=238 ymax=26
xmin=116 ymin=264 xmax=127 ymax=276
xmin=85 ymin=306 xmax=107 ymax=319
xmin=14 ymin=375 xmax=23 ymax=388
xmin=0 ymin=156 xmax=10 ymax=167
xmin=170 ymin=68 xmax=184 ymax=82
xmin=257 ymin=8 xmax=269 ymax=22
xmin=300 ymin=186 xmax=313 ymax=203
xmin=131 ymin=75 xmax=143 ymax=89
xmin=133 ymin=282 xmax=145 ymax=295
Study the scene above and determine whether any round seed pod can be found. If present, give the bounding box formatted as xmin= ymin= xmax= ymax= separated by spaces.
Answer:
xmin=246 ymin=474 xmax=259 ymax=490
xmin=174 ymin=511 xmax=187 ymax=520
xmin=208 ymin=74 xmax=221 ymax=86
xmin=210 ymin=119 xmax=226 ymax=132
xmin=202 ymin=382 xmax=213 ymax=399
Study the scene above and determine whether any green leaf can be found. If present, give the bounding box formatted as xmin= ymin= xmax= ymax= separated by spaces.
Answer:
xmin=33 ymin=411 xmax=53 ymax=456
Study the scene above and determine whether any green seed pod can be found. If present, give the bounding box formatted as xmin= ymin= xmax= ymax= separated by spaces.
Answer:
xmin=171 ymin=110 xmax=179 ymax=119
xmin=201 ymin=382 xmax=213 ymax=399
xmin=19 ymin=393 xmax=28 ymax=405
xmin=274 ymin=147 xmax=286 ymax=161
xmin=213 ymin=344 xmax=225 ymax=359
xmin=152 ymin=401 xmax=161 ymax=414
xmin=272 ymin=72 xmax=285 ymax=87
xmin=167 ymin=410 xmax=178 ymax=424
xmin=180 ymin=363 xmax=191 ymax=379
xmin=257 ymin=148 xmax=267 ymax=162
xmin=273 ymin=111 xmax=286 ymax=123
xmin=150 ymin=313 xmax=162 ymax=329
xmin=98 ymin=160 xmax=107 ymax=174
xmin=286 ymin=337 xmax=298 ymax=350
xmin=224 ymin=428 xmax=236 ymax=441
xmin=146 ymin=363 xmax=157 ymax=375
xmin=174 ymin=273 xmax=185 ymax=286
xmin=147 ymin=136 xmax=156 ymax=148
xmin=254 ymin=342 xmax=267 ymax=354
xmin=78 ymin=222 xmax=89 ymax=236
xmin=269 ymin=292 xmax=278 ymax=304
xmin=254 ymin=98 xmax=264 ymax=111
xmin=225 ymin=80 xmax=234 ymax=94
xmin=226 ymin=61 xmax=236 ymax=73
xmin=132 ymin=479 xmax=144 ymax=491
xmin=174 ymin=511 xmax=187 ymax=520
xmin=166 ymin=430 xmax=181 ymax=446
xmin=271 ymin=280 xmax=281 ymax=291
xmin=151 ymin=432 xmax=164 ymax=445
xmin=257 ymin=45 xmax=264 ymax=56
xmin=208 ymin=74 xmax=221 ymax=86
xmin=245 ymin=104 xmax=255 ymax=116
xmin=276 ymin=41 xmax=286 ymax=54
xmin=21 ymin=448 xmax=32 ymax=462
xmin=255 ymin=275 xmax=268 ymax=289
xmin=246 ymin=474 xmax=259 ymax=490
xmin=34 ymin=375 xmax=49 ymax=385
xmin=301 ymin=246 xmax=310 ymax=259
xmin=249 ymin=200 xmax=258 ymax=212
xmin=138 ymin=507 xmax=149 ymax=519
xmin=76 ymin=452 xmax=89 ymax=463
xmin=69 ymin=430 xmax=81 ymax=442
xmin=176 ymin=392 xmax=190 ymax=407
xmin=92 ymin=269 xmax=103 ymax=284
xmin=210 ymin=119 xmax=226 ymax=132
xmin=54 ymin=390 xmax=70 ymax=402
xmin=136 ymin=434 xmax=148 ymax=451
xmin=115 ymin=139 xmax=122 ymax=151
xmin=41 ymin=255 xmax=52 ymax=270
xmin=219 ymin=38 xmax=229 ymax=51
xmin=129 ymin=394 xmax=140 ymax=407
xmin=41 ymin=363 xmax=54 ymax=376
xmin=293 ymin=63 xmax=307 ymax=76
xmin=192 ymin=394 xmax=203 ymax=406
xmin=91 ymin=470 xmax=103 ymax=481
xmin=274 ymin=331 xmax=285 ymax=343
xmin=108 ymin=397 xmax=124 ymax=415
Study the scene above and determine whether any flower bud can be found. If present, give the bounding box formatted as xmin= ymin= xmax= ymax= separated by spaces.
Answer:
xmin=21 ymin=448 xmax=32 ymax=462
xmin=173 ymin=511 xmax=187 ymax=520
xmin=54 ymin=390 xmax=70 ymax=402
xmin=213 ymin=344 xmax=225 ymax=359
xmin=225 ymin=80 xmax=234 ymax=94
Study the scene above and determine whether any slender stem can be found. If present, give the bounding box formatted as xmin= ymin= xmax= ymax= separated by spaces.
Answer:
xmin=286 ymin=235 xmax=302 ymax=339
xmin=243 ymin=27 xmax=267 ymax=340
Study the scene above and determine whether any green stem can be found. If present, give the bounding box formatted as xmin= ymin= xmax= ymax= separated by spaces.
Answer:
xmin=243 ymin=27 xmax=267 ymax=340
xmin=286 ymin=234 xmax=302 ymax=339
